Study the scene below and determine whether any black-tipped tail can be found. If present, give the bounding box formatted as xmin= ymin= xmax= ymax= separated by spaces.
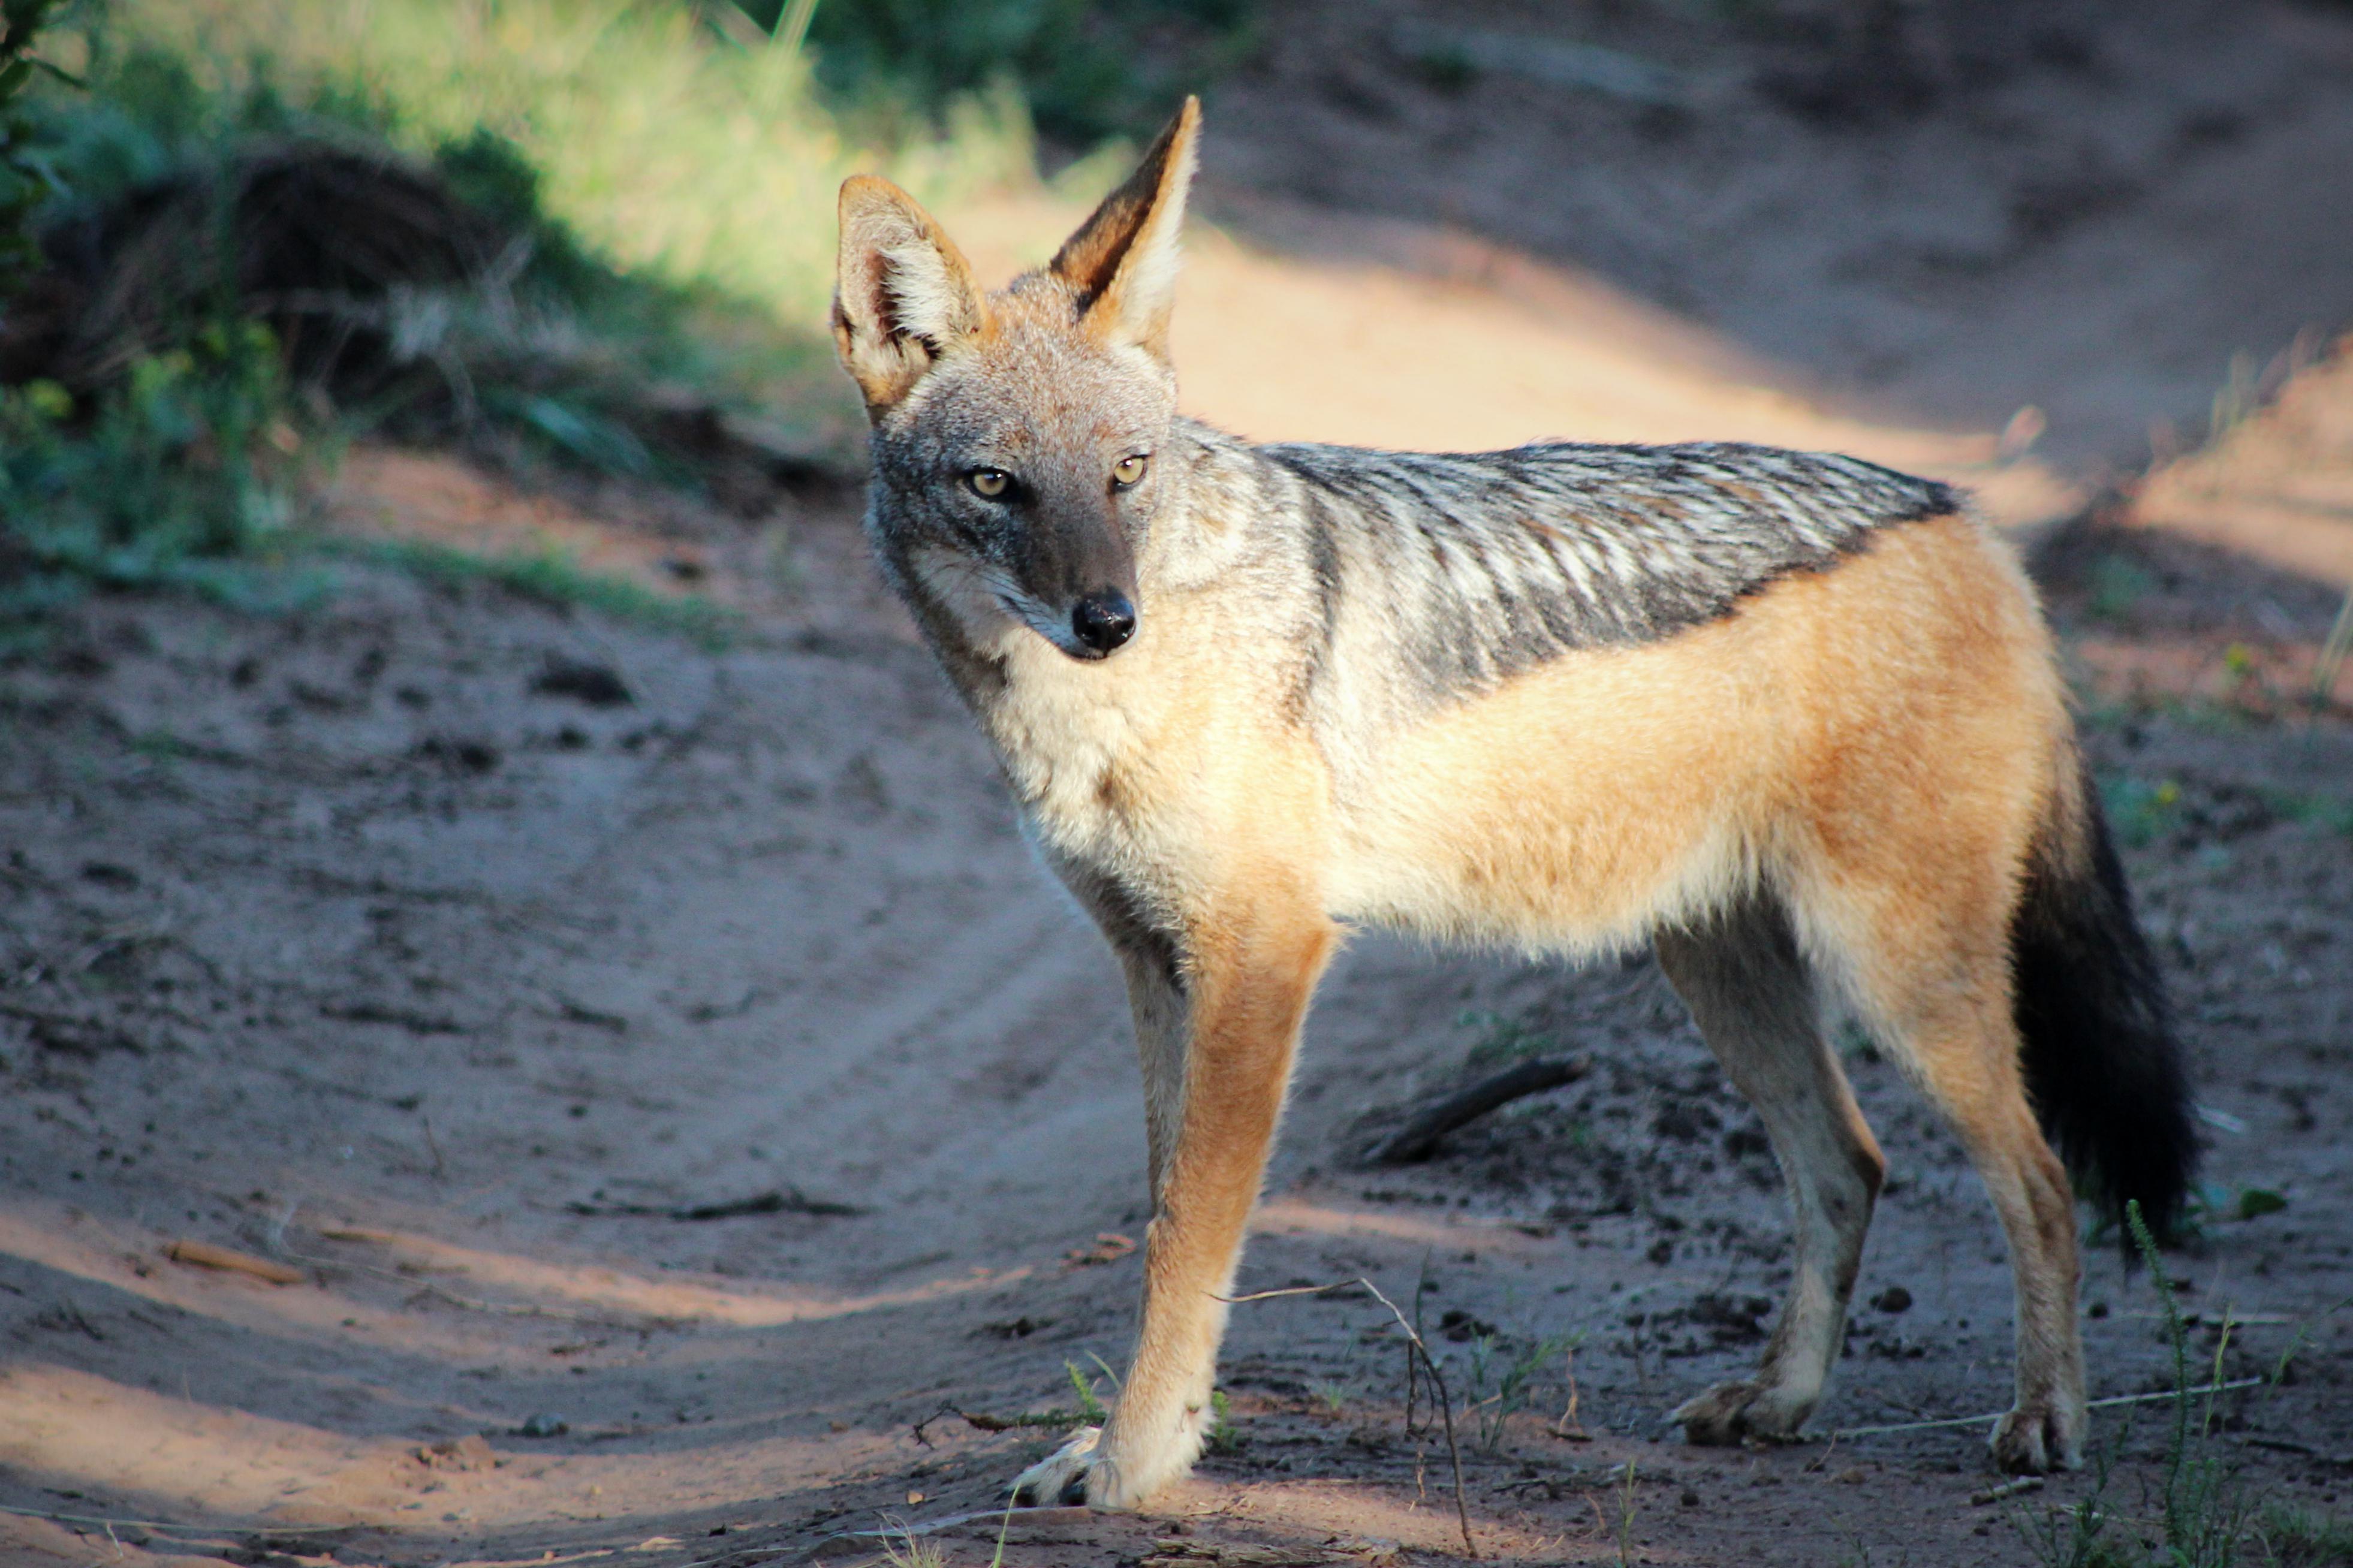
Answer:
xmin=2011 ymin=761 xmax=2198 ymax=1244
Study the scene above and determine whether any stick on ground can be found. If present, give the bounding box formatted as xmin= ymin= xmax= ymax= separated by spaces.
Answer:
xmin=163 ymin=1239 xmax=306 ymax=1285
xmin=1364 ymin=1054 xmax=1593 ymax=1164
xmin=1225 ymin=1278 xmax=1478 ymax=1558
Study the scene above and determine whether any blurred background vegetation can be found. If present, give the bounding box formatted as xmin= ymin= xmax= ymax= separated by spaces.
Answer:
xmin=0 ymin=0 xmax=1254 ymax=637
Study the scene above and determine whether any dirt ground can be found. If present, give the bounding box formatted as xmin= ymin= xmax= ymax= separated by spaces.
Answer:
xmin=1203 ymin=0 xmax=2353 ymax=474
xmin=5 ymin=3 xmax=2353 ymax=1565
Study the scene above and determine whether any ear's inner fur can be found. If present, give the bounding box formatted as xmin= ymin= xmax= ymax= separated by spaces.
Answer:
xmin=831 ymin=176 xmax=990 ymax=414
xmin=1047 ymin=96 xmax=1200 ymax=355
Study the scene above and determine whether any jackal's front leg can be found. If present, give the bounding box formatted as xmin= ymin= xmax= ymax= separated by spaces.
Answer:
xmin=1013 ymin=897 xmax=1334 ymax=1509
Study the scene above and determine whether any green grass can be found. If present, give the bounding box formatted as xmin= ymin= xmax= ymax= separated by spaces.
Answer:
xmin=1459 ymin=1006 xmax=1561 ymax=1069
xmin=76 ymin=0 xmax=1043 ymax=346
xmin=0 ymin=321 xmax=326 ymax=638
xmin=877 ymin=1527 xmax=949 ymax=1568
xmin=2021 ymin=1202 xmax=2291 ymax=1568
xmin=1 ymin=0 xmax=1150 ymax=635
xmin=2257 ymin=1507 xmax=2353 ymax=1567
xmin=765 ymin=0 xmax=1257 ymax=147
xmin=2099 ymin=772 xmax=2183 ymax=850
xmin=4 ymin=1 xmax=1261 ymax=635
xmin=1065 ymin=1359 xmax=1108 ymax=1423
xmin=335 ymin=535 xmax=737 ymax=650
xmin=1204 ymin=1386 xmax=1241 ymax=1454
xmin=1 ymin=0 xmax=71 ymax=293
xmin=1465 ymin=1329 xmax=1577 ymax=1452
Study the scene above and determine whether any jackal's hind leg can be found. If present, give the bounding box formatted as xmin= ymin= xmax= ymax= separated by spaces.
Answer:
xmin=1834 ymin=911 xmax=2087 ymax=1473
xmin=1655 ymin=896 xmax=1885 ymax=1446
xmin=1883 ymin=1025 xmax=2086 ymax=1474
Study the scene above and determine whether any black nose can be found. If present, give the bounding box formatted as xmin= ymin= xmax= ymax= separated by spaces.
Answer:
xmin=1071 ymin=590 xmax=1137 ymax=654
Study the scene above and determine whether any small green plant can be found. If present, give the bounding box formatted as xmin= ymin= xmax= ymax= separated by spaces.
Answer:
xmin=2099 ymin=773 xmax=2182 ymax=851
xmin=1464 ymin=1329 xmax=1576 ymax=1451
xmin=2022 ymin=1202 xmax=2274 ymax=1568
xmin=1066 ymin=1359 xmax=1108 ymax=1423
xmin=2234 ymin=1187 xmax=2288 ymax=1222
xmin=1459 ymin=1006 xmax=1557 ymax=1069
xmin=1615 ymin=1458 xmax=1640 ymax=1567
xmin=1204 ymin=1387 xmax=1240 ymax=1455
xmin=2086 ymin=553 xmax=2161 ymax=625
xmin=340 ymin=536 xmax=735 ymax=649
xmin=878 ymin=1524 xmax=948 ymax=1568
xmin=1 ymin=0 xmax=73 ymax=295
xmin=2256 ymin=1506 xmax=2353 ymax=1567
xmin=1310 ymin=1380 xmax=1347 ymax=1418
xmin=2135 ymin=1199 xmax=2255 ymax=1568
xmin=1 ymin=321 xmax=314 ymax=635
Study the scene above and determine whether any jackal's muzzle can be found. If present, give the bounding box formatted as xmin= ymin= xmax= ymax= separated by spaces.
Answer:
xmin=1069 ymin=590 xmax=1138 ymax=656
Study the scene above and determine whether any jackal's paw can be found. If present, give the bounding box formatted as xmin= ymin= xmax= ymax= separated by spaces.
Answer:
xmin=1990 ymin=1401 xmax=2085 ymax=1474
xmin=1672 ymin=1380 xmax=1813 ymax=1446
xmin=1010 ymin=1409 xmax=1205 ymax=1510
xmin=1010 ymin=1427 xmax=1167 ymax=1510
xmin=1011 ymin=1427 xmax=1103 ymax=1508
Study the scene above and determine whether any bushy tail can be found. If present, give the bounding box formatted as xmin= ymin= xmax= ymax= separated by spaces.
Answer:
xmin=2011 ymin=756 xmax=2197 ymax=1244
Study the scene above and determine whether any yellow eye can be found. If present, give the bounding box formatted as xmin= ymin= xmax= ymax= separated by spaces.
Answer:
xmin=1111 ymin=453 xmax=1149 ymax=489
xmin=968 ymin=468 xmax=1010 ymax=498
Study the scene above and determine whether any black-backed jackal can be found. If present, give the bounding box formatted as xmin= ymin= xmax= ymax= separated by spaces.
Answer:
xmin=831 ymin=99 xmax=2195 ymax=1509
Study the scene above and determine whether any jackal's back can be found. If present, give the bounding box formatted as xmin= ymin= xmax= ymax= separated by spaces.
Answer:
xmin=1248 ymin=438 xmax=1957 ymax=711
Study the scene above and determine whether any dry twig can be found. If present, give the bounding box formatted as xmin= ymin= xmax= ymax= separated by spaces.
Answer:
xmin=162 ymin=1239 xmax=306 ymax=1285
xmin=1364 ymin=1055 xmax=1592 ymax=1163
xmin=1223 ymin=1277 xmax=1478 ymax=1558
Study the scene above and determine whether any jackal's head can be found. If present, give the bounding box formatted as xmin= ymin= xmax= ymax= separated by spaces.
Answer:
xmin=833 ymin=99 xmax=1200 ymax=661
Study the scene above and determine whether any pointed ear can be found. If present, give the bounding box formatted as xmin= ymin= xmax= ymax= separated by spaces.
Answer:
xmin=1048 ymin=95 xmax=1200 ymax=359
xmin=832 ymin=175 xmax=992 ymax=417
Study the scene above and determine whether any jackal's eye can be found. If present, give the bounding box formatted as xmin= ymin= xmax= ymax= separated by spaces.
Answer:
xmin=1111 ymin=453 xmax=1149 ymax=489
xmin=966 ymin=468 xmax=1011 ymax=499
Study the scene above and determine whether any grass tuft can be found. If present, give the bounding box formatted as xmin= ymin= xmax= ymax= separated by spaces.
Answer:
xmin=2022 ymin=1200 xmax=2276 ymax=1568
xmin=336 ymin=535 xmax=737 ymax=649
xmin=1204 ymin=1386 xmax=1241 ymax=1454
xmin=1465 ymin=1330 xmax=1578 ymax=1452
xmin=2258 ymin=1506 xmax=2353 ymax=1567
xmin=878 ymin=1524 xmax=948 ymax=1568
xmin=1 ymin=319 xmax=326 ymax=639
xmin=1459 ymin=1006 xmax=1560 ymax=1070
xmin=1 ymin=0 xmax=1111 ymax=636
xmin=1065 ymin=1359 xmax=1108 ymax=1424
xmin=74 ymin=0 xmax=1041 ymax=342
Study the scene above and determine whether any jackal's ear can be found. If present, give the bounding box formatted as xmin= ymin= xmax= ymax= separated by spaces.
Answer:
xmin=1049 ymin=95 xmax=1200 ymax=360
xmin=833 ymin=176 xmax=992 ymax=417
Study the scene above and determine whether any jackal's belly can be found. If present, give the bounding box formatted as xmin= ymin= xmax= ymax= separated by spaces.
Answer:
xmin=1326 ymin=776 xmax=1758 ymax=954
xmin=1318 ymin=642 xmax=1782 ymax=954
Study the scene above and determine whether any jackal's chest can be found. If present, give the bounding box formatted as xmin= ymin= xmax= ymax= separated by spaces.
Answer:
xmin=977 ymin=646 xmax=1184 ymax=860
xmin=988 ymin=681 xmax=1137 ymax=819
